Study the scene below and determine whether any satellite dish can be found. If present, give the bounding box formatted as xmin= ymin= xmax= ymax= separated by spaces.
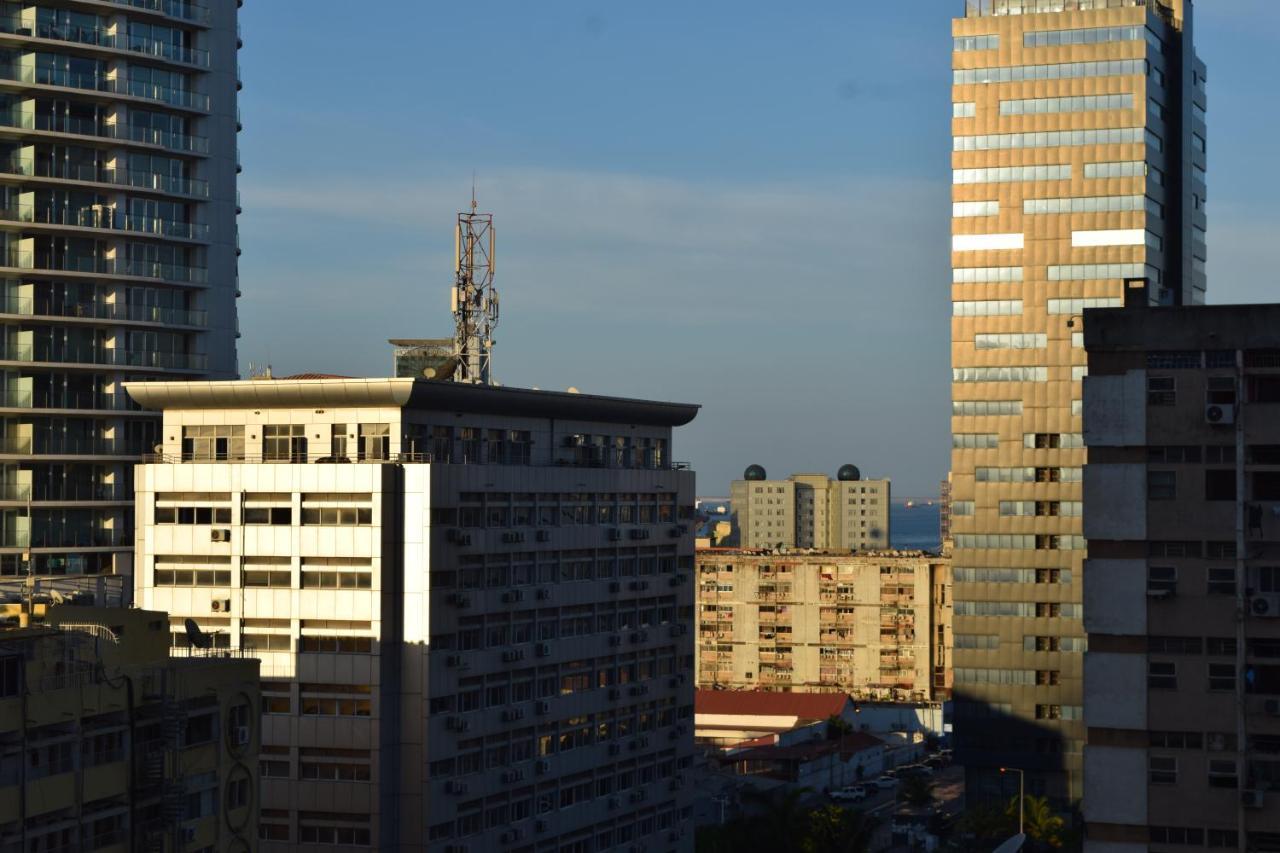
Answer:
xmin=185 ymin=618 xmax=213 ymax=650
xmin=49 ymin=590 xmax=64 ymax=605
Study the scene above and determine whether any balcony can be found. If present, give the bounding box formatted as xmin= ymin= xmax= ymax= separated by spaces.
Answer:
xmin=0 ymin=436 xmax=140 ymax=457
xmin=96 ymin=0 xmax=211 ymax=26
xmin=0 ymin=343 xmax=207 ymax=371
xmin=0 ymin=63 xmax=210 ymax=112
xmin=0 ymin=388 xmax=141 ymax=412
xmin=0 ymin=249 xmax=208 ymax=285
xmin=0 ymin=201 xmax=208 ymax=241
xmin=0 ymin=16 xmax=211 ymax=67
xmin=1 ymin=111 xmax=211 ymax=155
xmin=0 ymin=295 xmax=206 ymax=328
xmin=0 ymin=481 xmax=130 ymax=502
xmin=0 ymin=155 xmax=210 ymax=198
xmin=1 ymin=528 xmax=133 ymax=549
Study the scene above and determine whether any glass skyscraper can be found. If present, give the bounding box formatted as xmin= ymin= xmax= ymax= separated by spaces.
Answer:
xmin=0 ymin=0 xmax=240 ymax=586
xmin=949 ymin=0 xmax=1205 ymax=805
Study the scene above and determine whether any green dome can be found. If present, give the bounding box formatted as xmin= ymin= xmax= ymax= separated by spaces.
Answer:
xmin=837 ymin=464 xmax=862 ymax=482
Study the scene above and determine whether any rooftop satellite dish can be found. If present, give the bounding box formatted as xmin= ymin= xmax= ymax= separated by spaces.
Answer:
xmin=49 ymin=589 xmax=64 ymax=605
xmin=567 ymin=387 xmax=580 ymax=395
xmin=185 ymin=618 xmax=213 ymax=650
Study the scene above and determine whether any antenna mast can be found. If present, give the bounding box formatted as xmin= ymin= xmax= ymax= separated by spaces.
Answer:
xmin=451 ymin=189 xmax=498 ymax=385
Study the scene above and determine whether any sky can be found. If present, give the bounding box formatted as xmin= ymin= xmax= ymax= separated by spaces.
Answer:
xmin=235 ymin=0 xmax=1280 ymax=498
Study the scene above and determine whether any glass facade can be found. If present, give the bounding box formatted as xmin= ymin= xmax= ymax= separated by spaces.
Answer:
xmin=0 ymin=2 xmax=240 ymax=583
xmin=950 ymin=0 xmax=1204 ymax=806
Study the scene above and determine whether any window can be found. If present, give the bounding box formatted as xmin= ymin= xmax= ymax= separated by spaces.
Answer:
xmin=1205 ymin=470 xmax=1236 ymax=502
xmin=330 ymin=424 xmax=349 ymax=459
xmin=955 ymin=58 xmax=1145 ymax=85
xmin=1048 ymin=262 xmax=1150 ymax=282
xmin=1208 ymin=759 xmax=1238 ymax=789
xmin=955 ymin=127 xmax=1144 ymax=153
xmin=263 ymin=424 xmax=307 ymax=462
xmin=1207 ymin=568 xmax=1236 ymax=596
xmin=1023 ymin=25 xmax=1142 ymax=48
xmin=1147 ymin=566 xmax=1177 ymax=594
xmin=1148 ymin=661 xmax=1176 ymax=690
xmin=1024 ymin=194 xmax=1144 ymax=215
xmin=1254 ymin=472 xmax=1280 ymax=501
xmin=953 ymin=102 xmax=977 ymax=119
xmin=953 ymin=366 xmax=1047 ymax=383
xmin=975 ymin=333 xmax=1045 ymax=349
xmin=1148 ymin=471 xmax=1176 ymax=500
xmin=244 ymin=506 xmax=291 ymax=525
xmin=358 ymin=423 xmax=390 ymax=460
xmin=182 ymin=425 xmax=244 ymax=460
xmin=1148 ymin=636 xmax=1200 ymax=654
xmin=1047 ymin=297 xmax=1123 ymax=315
xmin=953 ymin=233 xmax=1024 ymax=252
xmin=954 ymin=267 xmax=1022 ymax=284
xmin=953 ymin=434 xmax=999 ymax=449
xmin=1000 ymin=94 xmax=1134 ymax=116
xmin=953 ymin=165 xmax=1070 ymax=185
xmin=953 ymin=401 xmax=1023 ymax=416
xmin=953 ymin=300 xmax=1022 ymax=317
xmin=1208 ymin=663 xmax=1235 ymax=692
xmin=1135 ymin=757 xmax=1176 ymax=793
xmin=1147 ymin=376 xmax=1176 ymax=406
xmin=1149 ymin=827 xmax=1204 ymax=846
xmin=954 ymin=34 xmax=998 ymax=51
xmin=1084 ymin=161 xmax=1147 ymax=180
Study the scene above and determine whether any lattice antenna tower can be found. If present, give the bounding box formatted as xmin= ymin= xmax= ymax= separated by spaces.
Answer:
xmin=451 ymin=186 xmax=498 ymax=384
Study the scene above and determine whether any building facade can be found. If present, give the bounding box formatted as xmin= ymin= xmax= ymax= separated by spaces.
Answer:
xmin=696 ymin=550 xmax=951 ymax=701
xmin=0 ymin=591 xmax=260 ymax=853
xmin=130 ymin=377 xmax=699 ymax=853
xmin=1082 ymin=290 xmax=1280 ymax=852
xmin=728 ymin=466 xmax=890 ymax=551
xmin=0 ymin=0 xmax=241 ymax=585
xmin=949 ymin=0 xmax=1205 ymax=804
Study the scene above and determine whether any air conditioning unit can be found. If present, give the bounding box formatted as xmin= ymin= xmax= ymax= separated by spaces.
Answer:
xmin=1251 ymin=593 xmax=1280 ymax=618
xmin=535 ymin=700 xmax=550 ymax=715
xmin=210 ymin=528 xmax=230 ymax=542
xmin=535 ymin=642 xmax=551 ymax=657
xmin=445 ymin=780 xmax=468 ymax=795
xmin=1243 ymin=789 xmax=1265 ymax=809
xmin=534 ymin=759 xmax=550 ymax=775
xmin=211 ymin=599 xmax=231 ymax=612
xmin=1205 ymin=404 xmax=1235 ymax=425
xmin=235 ymin=725 xmax=250 ymax=746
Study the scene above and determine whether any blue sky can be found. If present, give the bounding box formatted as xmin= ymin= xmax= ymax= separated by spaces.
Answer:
xmin=236 ymin=0 xmax=1280 ymax=497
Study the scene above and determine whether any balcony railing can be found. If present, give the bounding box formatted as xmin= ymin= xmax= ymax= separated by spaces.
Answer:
xmin=0 ymin=155 xmax=210 ymax=197
xmin=0 ymin=481 xmax=130 ymax=501
xmin=0 ymin=201 xmax=208 ymax=240
xmin=108 ymin=0 xmax=212 ymax=26
xmin=2 ymin=528 xmax=134 ymax=548
xmin=0 ymin=16 xmax=211 ymax=66
xmin=0 ymin=343 xmax=207 ymax=371
xmin=0 ymin=63 xmax=209 ymax=111
xmin=0 ymin=388 xmax=142 ymax=411
xmin=8 ymin=111 xmax=210 ymax=155
xmin=0 ymin=295 xmax=207 ymax=327
xmin=0 ymin=435 xmax=143 ymax=456
xmin=0 ymin=249 xmax=208 ymax=285
xmin=138 ymin=452 xmax=693 ymax=471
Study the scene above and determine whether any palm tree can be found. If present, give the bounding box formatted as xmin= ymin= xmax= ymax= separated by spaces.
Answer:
xmin=806 ymin=805 xmax=878 ymax=853
xmin=898 ymin=775 xmax=936 ymax=807
xmin=1007 ymin=794 xmax=1066 ymax=850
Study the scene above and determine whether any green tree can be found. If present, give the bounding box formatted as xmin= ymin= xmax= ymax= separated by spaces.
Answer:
xmin=826 ymin=715 xmax=854 ymax=740
xmin=740 ymin=786 xmax=813 ymax=853
xmin=805 ymin=805 xmax=877 ymax=853
xmin=1009 ymin=795 xmax=1066 ymax=850
xmin=956 ymin=801 xmax=1014 ymax=844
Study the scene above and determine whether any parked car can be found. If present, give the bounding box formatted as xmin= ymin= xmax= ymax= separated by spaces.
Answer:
xmin=899 ymin=764 xmax=935 ymax=778
xmin=829 ymin=785 xmax=869 ymax=803
xmin=872 ymin=775 xmax=900 ymax=791
xmin=924 ymin=755 xmax=947 ymax=769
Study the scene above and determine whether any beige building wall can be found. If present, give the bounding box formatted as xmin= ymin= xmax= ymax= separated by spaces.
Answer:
xmin=696 ymin=551 xmax=951 ymax=702
xmin=950 ymin=0 xmax=1205 ymax=805
xmin=730 ymin=472 xmax=890 ymax=551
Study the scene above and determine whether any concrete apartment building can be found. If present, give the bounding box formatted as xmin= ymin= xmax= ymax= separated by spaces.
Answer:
xmin=696 ymin=549 xmax=952 ymax=701
xmin=0 ymin=579 xmax=260 ymax=853
xmin=949 ymin=0 xmax=1206 ymax=804
xmin=1082 ymin=288 xmax=1280 ymax=852
xmin=0 ymin=0 xmax=241 ymax=585
xmin=129 ymin=376 xmax=700 ymax=853
xmin=728 ymin=466 xmax=890 ymax=551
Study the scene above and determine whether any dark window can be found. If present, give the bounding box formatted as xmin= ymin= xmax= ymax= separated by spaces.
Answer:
xmin=1248 ymin=375 xmax=1280 ymax=403
xmin=1205 ymin=470 xmax=1236 ymax=501
xmin=1148 ymin=636 xmax=1200 ymax=654
xmin=1148 ymin=470 xmax=1176 ymax=500
xmin=1207 ymin=568 xmax=1236 ymax=595
xmin=1253 ymin=472 xmax=1280 ymax=501
xmin=1147 ymin=376 xmax=1176 ymax=405
xmin=1250 ymin=446 xmax=1280 ymax=465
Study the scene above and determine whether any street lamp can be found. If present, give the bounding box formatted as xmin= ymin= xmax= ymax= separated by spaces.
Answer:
xmin=1000 ymin=766 xmax=1025 ymax=835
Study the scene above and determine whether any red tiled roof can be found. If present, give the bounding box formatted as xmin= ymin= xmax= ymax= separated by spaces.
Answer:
xmin=277 ymin=373 xmax=356 ymax=380
xmin=696 ymin=689 xmax=852 ymax=720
